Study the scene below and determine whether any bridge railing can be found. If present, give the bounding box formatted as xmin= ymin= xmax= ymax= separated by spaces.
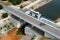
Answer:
xmin=40 ymin=17 xmax=60 ymax=30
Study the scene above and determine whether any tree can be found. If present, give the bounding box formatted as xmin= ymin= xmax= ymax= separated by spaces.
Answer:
xmin=23 ymin=0 xmax=28 ymax=1
xmin=8 ymin=0 xmax=13 ymax=2
xmin=1 ymin=0 xmax=7 ymax=1
xmin=9 ymin=0 xmax=22 ymax=5
xmin=2 ymin=13 xmax=8 ymax=18
xmin=0 ymin=5 xmax=3 ymax=10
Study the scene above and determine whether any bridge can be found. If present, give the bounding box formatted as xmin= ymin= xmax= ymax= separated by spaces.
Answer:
xmin=0 ymin=3 xmax=60 ymax=39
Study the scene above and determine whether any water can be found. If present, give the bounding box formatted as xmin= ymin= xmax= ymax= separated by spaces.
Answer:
xmin=35 ymin=0 xmax=60 ymax=21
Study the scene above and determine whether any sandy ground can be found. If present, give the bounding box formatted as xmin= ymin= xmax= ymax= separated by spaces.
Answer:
xmin=0 ymin=28 xmax=23 ymax=40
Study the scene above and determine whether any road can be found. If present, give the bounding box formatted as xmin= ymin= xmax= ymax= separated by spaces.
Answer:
xmin=0 ymin=3 xmax=60 ymax=39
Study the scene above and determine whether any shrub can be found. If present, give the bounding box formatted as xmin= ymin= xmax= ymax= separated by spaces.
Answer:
xmin=20 ymin=5 xmax=24 ymax=9
xmin=31 ymin=36 xmax=35 ymax=40
xmin=16 ymin=26 xmax=25 ymax=35
xmin=16 ymin=30 xmax=22 ymax=35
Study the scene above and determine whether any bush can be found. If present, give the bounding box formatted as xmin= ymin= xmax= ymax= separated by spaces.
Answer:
xmin=0 ymin=5 xmax=3 ymax=10
xmin=2 ymin=13 xmax=8 ymax=18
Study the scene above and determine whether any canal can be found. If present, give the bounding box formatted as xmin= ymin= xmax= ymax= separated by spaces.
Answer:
xmin=35 ymin=0 xmax=60 ymax=21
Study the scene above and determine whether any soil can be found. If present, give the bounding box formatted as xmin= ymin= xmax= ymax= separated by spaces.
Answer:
xmin=0 ymin=28 xmax=23 ymax=40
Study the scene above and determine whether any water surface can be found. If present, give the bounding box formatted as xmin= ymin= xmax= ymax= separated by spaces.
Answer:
xmin=35 ymin=0 xmax=60 ymax=21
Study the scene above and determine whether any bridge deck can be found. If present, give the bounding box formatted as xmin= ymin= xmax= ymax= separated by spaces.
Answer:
xmin=1 ymin=4 xmax=60 ymax=39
